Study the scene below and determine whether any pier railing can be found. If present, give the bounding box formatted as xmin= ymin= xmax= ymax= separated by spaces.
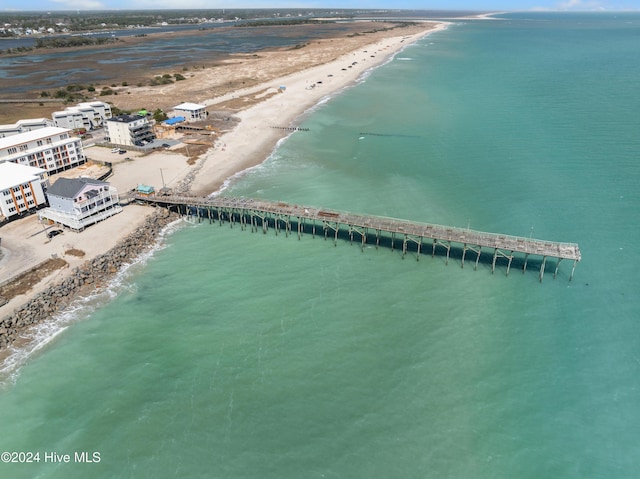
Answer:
xmin=132 ymin=194 xmax=581 ymax=281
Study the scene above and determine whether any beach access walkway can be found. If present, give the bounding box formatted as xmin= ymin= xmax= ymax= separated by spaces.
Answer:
xmin=131 ymin=194 xmax=582 ymax=282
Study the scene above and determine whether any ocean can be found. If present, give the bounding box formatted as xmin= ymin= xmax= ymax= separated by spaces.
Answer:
xmin=1 ymin=13 xmax=639 ymax=478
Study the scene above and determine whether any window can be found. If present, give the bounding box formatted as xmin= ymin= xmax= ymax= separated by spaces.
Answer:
xmin=46 ymin=138 xmax=52 ymax=144
xmin=6 ymin=199 xmax=12 ymax=205
xmin=8 ymin=147 xmax=17 ymax=154
xmin=3 ymin=191 xmax=9 ymax=196
xmin=37 ymin=140 xmax=43 ymax=146
xmin=27 ymin=200 xmax=34 ymax=206
xmin=25 ymin=191 xmax=32 ymax=197
xmin=19 ymin=144 xmax=28 ymax=151
xmin=8 ymin=207 xmax=16 ymax=213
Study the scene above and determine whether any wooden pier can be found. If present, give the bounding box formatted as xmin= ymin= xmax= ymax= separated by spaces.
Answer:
xmin=133 ymin=194 xmax=582 ymax=282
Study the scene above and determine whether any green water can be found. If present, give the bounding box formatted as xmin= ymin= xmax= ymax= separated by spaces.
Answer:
xmin=1 ymin=13 xmax=639 ymax=478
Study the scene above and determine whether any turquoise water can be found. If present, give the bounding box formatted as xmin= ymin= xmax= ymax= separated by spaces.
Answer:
xmin=1 ymin=13 xmax=639 ymax=478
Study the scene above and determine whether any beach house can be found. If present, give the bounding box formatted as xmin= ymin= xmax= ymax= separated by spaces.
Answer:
xmin=0 ymin=162 xmax=49 ymax=223
xmin=106 ymin=114 xmax=155 ymax=147
xmin=172 ymin=102 xmax=207 ymax=122
xmin=38 ymin=177 xmax=122 ymax=231
xmin=0 ymin=127 xmax=85 ymax=174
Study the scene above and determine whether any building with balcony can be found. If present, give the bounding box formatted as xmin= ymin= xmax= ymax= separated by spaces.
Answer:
xmin=0 ymin=118 xmax=54 ymax=139
xmin=172 ymin=102 xmax=207 ymax=122
xmin=52 ymin=101 xmax=112 ymax=130
xmin=106 ymin=114 xmax=155 ymax=147
xmin=38 ymin=177 xmax=122 ymax=231
xmin=0 ymin=127 xmax=85 ymax=174
xmin=0 ymin=162 xmax=49 ymax=223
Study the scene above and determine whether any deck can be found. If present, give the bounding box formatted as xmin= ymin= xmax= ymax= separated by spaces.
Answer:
xmin=132 ymin=194 xmax=582 ymax=281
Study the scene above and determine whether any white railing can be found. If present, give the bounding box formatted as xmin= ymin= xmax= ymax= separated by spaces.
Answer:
xmin=38 ymin=204 xmax=122 ymax=230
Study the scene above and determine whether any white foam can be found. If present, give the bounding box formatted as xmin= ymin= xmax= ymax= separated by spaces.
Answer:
xmin=0 ymin=218 xmax=184 ymax=388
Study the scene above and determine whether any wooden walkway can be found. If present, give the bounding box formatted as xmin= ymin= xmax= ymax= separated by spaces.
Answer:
xmin=133 ymin=194 xmax=582 ymax=281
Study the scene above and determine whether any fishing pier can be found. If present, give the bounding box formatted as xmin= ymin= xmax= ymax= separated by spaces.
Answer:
xmin=134 ymin=194 xmax=581 ymax=282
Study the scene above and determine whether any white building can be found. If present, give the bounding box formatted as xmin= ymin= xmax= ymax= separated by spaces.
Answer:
xmin=38 ymin=177 xmax=122 ymax=231
xmin=0 ymin=127 xmax=85 ymax=174
xmin=0 ymin=118 xmax=54 ymax=139
xmin=52 ymin=101 xmax=112 ymax=131
xmin=106 ymin=114 xmax=155 ymax=147
xmin=0 ymin=162 xmax=49 ymax=222
xmin=172 ymin=102 xmax=207 ymax=122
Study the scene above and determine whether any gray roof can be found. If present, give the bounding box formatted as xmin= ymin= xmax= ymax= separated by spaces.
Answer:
xmin=107 ymin=114 xmax=144 ymax=124
xmin=47 ymin=178 xmax=107 ymax=199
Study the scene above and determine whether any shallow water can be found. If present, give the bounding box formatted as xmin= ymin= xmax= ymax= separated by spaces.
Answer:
xmin=1 ymin=13 xmax=639 ymax=478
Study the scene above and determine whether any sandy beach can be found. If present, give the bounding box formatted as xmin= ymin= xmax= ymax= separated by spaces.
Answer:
xmin=0 ymin=20 xmax=445 ymax=336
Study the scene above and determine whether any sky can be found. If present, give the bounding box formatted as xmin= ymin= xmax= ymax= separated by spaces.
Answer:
xmin=1 ymin=0 xmax=639 ymax=13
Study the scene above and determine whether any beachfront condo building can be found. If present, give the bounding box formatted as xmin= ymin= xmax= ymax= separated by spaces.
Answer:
xmin=52 ymin=101 xmax=113 ymax=131
xmin=172 ymin=102 xmax=207 ymax=122
xmin=38 ymin=177 xmax=122 ymax=231
xmin=0 ymin=127 xmax=86 ymax=174
xmin=106 ymin=114 xmax=155 ymax=147
xmin=0 ymin=162 xmax=49 ymax=223
xmin=0 ymin=118 xmax=54 ymax=139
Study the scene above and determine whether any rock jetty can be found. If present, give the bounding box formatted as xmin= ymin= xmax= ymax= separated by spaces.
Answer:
xmin=0 ymin=208 xmax=179 ymax=350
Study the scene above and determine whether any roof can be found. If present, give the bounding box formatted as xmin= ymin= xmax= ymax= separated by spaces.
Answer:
xmin=107 ymin=114 xmax=147 ymax=124
xmin=174 ymin=102 xmax=205 ymax=111
xmin=136 ymin=184 xmax=155 ymax=194
xmin=0 ymin=127 xmax=71 ymax=150
xmin=164 ymin=116 xmax=185 ymax=125
xmin=0 ymin=162 xmax=47 ymax=191
xmin=47 ymin=177 xmax=108 ymax=199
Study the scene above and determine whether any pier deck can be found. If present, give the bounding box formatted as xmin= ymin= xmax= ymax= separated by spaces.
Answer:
xmin=133 ymin=194 xmax=581 ymax=281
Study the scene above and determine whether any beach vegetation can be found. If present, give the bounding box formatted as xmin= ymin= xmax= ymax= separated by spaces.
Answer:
xmin=150 ymin=76 xmax=174 ymax=86
xmin=34 ymin=36 xmax=119 ymax=49
xmin=122 ymin=81 xmax=128 ymax=87
xmin=40 ymin=91 xmax=49 ymax=98
xmin=108 ymin=104 xmax=128 ymax=116
xmin=153 ymin=109 xmax=168 ymax=122
xmin=99 ymin=87 xmax=114 ymax=96
xmin=174 ymin=73 xmax=186 ymax=81
xmin=88 ymin=86 xmax=96 ymax=92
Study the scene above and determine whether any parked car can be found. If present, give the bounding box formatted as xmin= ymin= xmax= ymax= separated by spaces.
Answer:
xmin=162 ymin=143 xmax=170 ymax=148
xmin=119 ymin=149 xmax=126 ymax=154
xmin=111 ymin=148 xmax=119 ymax=153
xmin=47 ymin=229 xmax=63 ymax=239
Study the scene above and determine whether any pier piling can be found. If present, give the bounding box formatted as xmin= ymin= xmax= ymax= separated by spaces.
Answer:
xmin=134 ymin=194 xmax=581 ymax=282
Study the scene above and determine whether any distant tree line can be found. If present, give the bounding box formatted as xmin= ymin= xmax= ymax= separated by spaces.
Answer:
xmin=0 ymin=9 xmax=357 ymax=33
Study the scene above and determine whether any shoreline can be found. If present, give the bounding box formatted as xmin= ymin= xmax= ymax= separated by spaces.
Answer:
xmin=189 ymin=21 xmax=448 ymax=195
xmin=0 ymin=21 xmax=447 ymax=364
